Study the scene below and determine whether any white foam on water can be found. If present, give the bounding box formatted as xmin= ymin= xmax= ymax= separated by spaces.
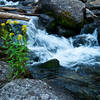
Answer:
xmin=0 ymin=0 xmax=19 ymax=6
xmin=12 ymin=17 xmax=100 ymax=69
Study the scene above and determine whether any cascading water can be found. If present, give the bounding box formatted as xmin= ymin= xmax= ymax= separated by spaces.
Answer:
xmin=0 ymin=0 xmax=19 ymax=6
xmin=1 ymin=0 xmax=100 ymax=70
xmin=18 ymin=17 xmax=100 ymax=70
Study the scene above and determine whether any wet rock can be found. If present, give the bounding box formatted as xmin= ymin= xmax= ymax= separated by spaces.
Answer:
xmin=38 ymin=14 xmax=54 ymax=29
xmin=0 ymin=79 xmax=74 ymax=100
xmin=38 ymin=59 xmax=59 ymax=68
xmin=80 ymin=17 xmax=100 ymax=45
xmin=29 ymin=58 xmax=60 ymax=68
xmin=21 ymin=0 xmax=37 ymax=6
xmin=72 ymin=33 xmax=98 ymax=47
xmin=27 ymin=59 xmax=60 ymax=79
xmin=46 ymin=65 xmax=100 ymax=100
xmin=97 ymin=95 xmax=100 ymax=100
xmin=26 ymin=58 xmax=100 ymax=100
xmin=81 ymin=21 xmax=97 ymax=34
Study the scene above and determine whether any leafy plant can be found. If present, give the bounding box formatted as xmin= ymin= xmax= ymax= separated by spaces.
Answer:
xmin=0 ymin=20 xmax=29 ymax=77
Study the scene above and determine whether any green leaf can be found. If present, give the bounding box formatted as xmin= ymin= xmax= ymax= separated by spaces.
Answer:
xmin=15 ymin=71 xmax=19 ymax=76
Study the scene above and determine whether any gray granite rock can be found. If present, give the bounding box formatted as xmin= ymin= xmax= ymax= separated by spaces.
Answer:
xmin=40 ymin=0 xmax=85 ymax=23
xmin=0 ymin=61 xmax=11 ymax=88
xmin=0 ymin=79 xmax=74 ymax=100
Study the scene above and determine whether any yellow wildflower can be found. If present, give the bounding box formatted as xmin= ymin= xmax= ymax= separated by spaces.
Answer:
xmin=6 ymin=20 xmax=12 ymax=24
xmin=17 ymin=34 xmax=22 ymax=40
xmin=22 ymin=25 xmax=27 ymax=33
xmin=9 ymin=33 xmax=14 ymax=36
xmin=13 ymin=21 xmax=19 ymax=24
xmin=1 ymin=23 xmax=5 ymax=27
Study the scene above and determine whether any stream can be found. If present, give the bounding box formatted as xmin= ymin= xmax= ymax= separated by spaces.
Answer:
xmin=14 ymin=15 xmax=100 ymax=100
xmin=0 ymin=0 xmax=100 ymax=100
xmin=20 ymin=17 xmax=100 ymax=100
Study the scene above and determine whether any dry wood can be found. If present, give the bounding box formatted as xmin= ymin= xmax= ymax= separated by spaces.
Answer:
xmin=0 ymin=12 xmax=30 ymax=21
xmin=0 ymin=7 xmax=19 ymax=11
xmin=0 ymin=7 xmax=26 ymax=13
xmin=86 ymin=8 xmax=97 ymax=18
xmin=17 ymin=12 xmax=40 ymax=16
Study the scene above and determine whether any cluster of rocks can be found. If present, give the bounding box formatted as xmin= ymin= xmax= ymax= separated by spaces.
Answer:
xmin=37 ymin=0 xmax=100 ymax=38
xmin=0 ymin=59 xmax=100 ymax=100
xmin=0 ymin=61 xmax=75 ymax=100
xmin=2 ymin=0 xmax=100 ymax=39
xmin=0 ymin=0 xmax=100 ymax=100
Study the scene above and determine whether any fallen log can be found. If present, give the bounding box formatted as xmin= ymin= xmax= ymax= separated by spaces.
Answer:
xmin=0 ymin=7 xmax=20 ymax=11
xmin=86 ymin=8 xmax=97 ymax=18
xmin=86 ymin=3 xmax=100 ymax=10
xmin=0 ymin=12 xmax=30 ymax=21
xmin=16 ymin=12 xmax=40 ymax=16
xmin=0 ymin=7 xmax=26 ymax=13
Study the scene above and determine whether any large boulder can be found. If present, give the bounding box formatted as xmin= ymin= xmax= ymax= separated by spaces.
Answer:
xmin=40 ymin=0 xmax=85 ymax=23
xmin=0 ymin=79 xmax=74 ymax=100
xmin=38 ymin=0 xmax=85 ymax=37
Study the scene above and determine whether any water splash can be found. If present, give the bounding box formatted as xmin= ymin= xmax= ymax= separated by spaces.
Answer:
xmin=11 ymin=17 xmax=100 ymax=69
xmin=0 ymin=0 xmax=19 ymax=6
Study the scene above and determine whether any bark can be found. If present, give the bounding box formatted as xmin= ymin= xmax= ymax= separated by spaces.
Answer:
xmin=0 ymin=12 xmax=30 ymax=21
xmin=0 ymin=7 xmax=26 ymax=13
xmin=0 ymin=7 xmax=20 ymax=11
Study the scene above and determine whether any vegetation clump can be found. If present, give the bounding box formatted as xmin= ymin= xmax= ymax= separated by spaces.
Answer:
xmin=0 ymin=20 xmax=29 ymax=78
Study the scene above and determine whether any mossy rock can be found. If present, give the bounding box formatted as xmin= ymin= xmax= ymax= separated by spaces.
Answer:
xmin=34 ymin=59 xmax=60 ymax=68
xmin=26 ymin=59 xmax=60 ymax=79
xmin=39 ymin=9 xmax=84 ymax=37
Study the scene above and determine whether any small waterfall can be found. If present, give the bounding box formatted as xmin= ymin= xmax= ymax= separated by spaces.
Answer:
xmin=18 ymin=17 xmax=100 ymax=69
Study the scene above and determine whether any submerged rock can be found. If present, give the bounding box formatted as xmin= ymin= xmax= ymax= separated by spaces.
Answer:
xmin=80 ymin=17 xmax=100 ymax=45
xmin=0 ymin=79 xmax=74 ymax=100
xmin=72 ymin=33 xmax=98 ymax=47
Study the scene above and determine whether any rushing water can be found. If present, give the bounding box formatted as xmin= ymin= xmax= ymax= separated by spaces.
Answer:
xmin=16 ymin=17 xmax=100 ymax=70
xmin=0 ymin=0 xmax=19 ymax=6
xmin=1 ymin=0 xmax=100 ymax=70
